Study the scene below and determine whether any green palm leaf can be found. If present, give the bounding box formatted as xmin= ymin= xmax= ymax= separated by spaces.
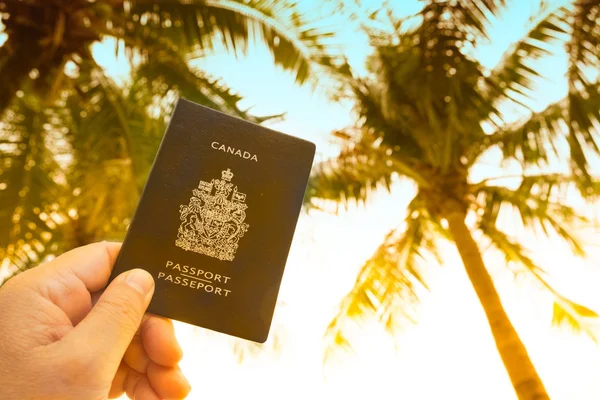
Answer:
xmin=477 ymin=99 xmax=565 ymax=166
xmin=324 ymin=194 xmax=443 ymax=361
xmin=479 ymin=224 xmax=599 ymax=341
xmin=133 ymin=58 xmax=266 ymax=123
xmin=123 ymin=0 xmax=340 ymax=83
xmin=478 ymin=82 xmax=600 ymax=190
xmin=0 ymin=96 xmax=71 ymax=281
xmin=472 ymin=174 xmax=590 ymax=255
xmin=566 ymin=1 xmax=600 ymax=92
xmin=306 ymin=133 xmax=429 ymax=208
xmin=485 ymin=5 xmax=567 ymax=104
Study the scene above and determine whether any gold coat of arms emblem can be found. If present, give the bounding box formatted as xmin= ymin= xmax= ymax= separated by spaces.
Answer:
xmin=175 ymin=168 xmax=249 ymax=261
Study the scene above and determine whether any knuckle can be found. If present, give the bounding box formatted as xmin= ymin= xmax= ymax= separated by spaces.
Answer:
xmin=100 ymin=291 xmax=142 ymax=329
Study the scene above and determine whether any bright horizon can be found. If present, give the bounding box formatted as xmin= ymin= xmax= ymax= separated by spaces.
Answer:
xmin=28 ymin=0 xmax=600 ymax=398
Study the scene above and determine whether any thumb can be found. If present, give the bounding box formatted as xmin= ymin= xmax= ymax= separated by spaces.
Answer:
xmin=66 ymin=269 xmax=155 ymax=366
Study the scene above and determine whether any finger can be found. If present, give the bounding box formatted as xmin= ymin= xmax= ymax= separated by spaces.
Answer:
xmin=21 ymin=242 xmax=121 ymax=325
xmin=148 ymin=363 xmax=191 ymax=400
xmin=43 ymin=267 xmax=93 ymax=326
xmin=63 ymin=269 xmax=155 ymax=369
xmin=91 ymin=290 xmax=103 ymax=307
xmin=124 ymin=368 xmax=143 ymax=399
xmin=141 ymin=315 xmax=183 ymax=367
xmin=123 ymin=335 xmax=151 ymax=374
xmin=43 ymin=242 xmax=122 ymax=292
xmin=108 ymin=361 xmax=128 ymax=399
xmin=132 ymin=375 xmax=161 ymax=400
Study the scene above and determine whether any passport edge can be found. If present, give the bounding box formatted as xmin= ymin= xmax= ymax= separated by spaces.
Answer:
xmin=178 ymin=97 xmax=317 ymax=152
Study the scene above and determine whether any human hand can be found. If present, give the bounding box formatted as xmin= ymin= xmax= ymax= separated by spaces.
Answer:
xmin=0 ymin=242 xmax=191 ymax=400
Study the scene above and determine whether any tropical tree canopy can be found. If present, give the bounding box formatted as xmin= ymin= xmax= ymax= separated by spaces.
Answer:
xmin=307 ymin=1 xmax=600 ymax=398
xmin=0 ymin=0 xmax=340 ymax=280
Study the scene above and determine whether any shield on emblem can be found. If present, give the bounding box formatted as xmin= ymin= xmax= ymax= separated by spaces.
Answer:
xmin=203 ymin=217 xmax=223 ymax=238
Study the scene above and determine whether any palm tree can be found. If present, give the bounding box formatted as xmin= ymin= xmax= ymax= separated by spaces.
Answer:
xmin=307 ymin=1 xmax=600 ymax=399
xmin=0 ymin=0 xmax=337 ymax=115
xmin=0 ymin=0 xmax=338 ymax=279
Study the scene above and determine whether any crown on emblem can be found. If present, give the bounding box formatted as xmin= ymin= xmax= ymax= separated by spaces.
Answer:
xmin=175 ymin=168 xmax=249 ymax=261
xmin=221 ymin=168 xmax=234 ymax=182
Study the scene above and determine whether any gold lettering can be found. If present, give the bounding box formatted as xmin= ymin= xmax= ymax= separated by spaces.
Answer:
xmin=210 ymin=141 xmax=258 ymax=162
xmin=160 ymin=260 xmax=233 ymax=296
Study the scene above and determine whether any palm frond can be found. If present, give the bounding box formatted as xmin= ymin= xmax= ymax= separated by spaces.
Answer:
xmin=306 ymin=146 xmax=394 ymax=209
xmin=477 ymin=223 xmax=599 ymax=341
xmin=400 ymin=0 xmax=506 ymax=41
xmin=552 ymin=297 xmax=600 ymax=342
xmin=103 ymin=18 xmax=276 ymax=123
xmin=63 ymin=64 xmax=162 ymax=242
xmin=485 ymin=5 xmax=567 ymax=104
xmin=566 ymin=87 xmax=600 ymax=185
xmin=566 ymin=1 xmax=600 ymax=93
xmin=121 ymin=0 xmax=341 ymax=84
xmin=133 ymin=57 xmax=267 ymax=123
xmin=479 ymin=83 xmax=600 ymax=188
xmin=363 ymin=1 xmax=501 ymax=171
xmin=562 ymin=1 xmax=600 ymax=184
xmin=472 ymin=173 xmax=590 ymax=256
xmin=306 ymin=132 xmax=428 ymax=208
xmin=324 ymin=195 xmax=441 ymax=361
xmin=0 ymin=33 xmax=46 ymax=116
xmin=427 ymin=0 xmax=506 ymax=39
xmin=477 ymin=99 xmax=565 ymax=166
xmin=0 ymin=95 xmax=71 ymax=280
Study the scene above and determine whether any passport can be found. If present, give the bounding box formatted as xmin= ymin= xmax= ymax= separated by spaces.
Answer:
xmin=108 ymin=98 xmax=315 ymax=342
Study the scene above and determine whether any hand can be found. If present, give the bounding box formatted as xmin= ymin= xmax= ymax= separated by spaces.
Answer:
xmin=0 ymin=242 xmax=191 ymax=400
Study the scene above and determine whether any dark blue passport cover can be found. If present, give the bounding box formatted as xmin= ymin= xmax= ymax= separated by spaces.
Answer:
xmin=108 ymin=98 xmax=315 ymax=342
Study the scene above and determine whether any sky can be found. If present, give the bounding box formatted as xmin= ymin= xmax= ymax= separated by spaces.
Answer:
xmin=5 ymin=0 xmax=600 ymax=398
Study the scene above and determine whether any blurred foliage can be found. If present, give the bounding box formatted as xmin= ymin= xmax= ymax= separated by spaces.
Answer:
xmin=0 ymin=0 xmax=342 ymax=281
xmin=307 ymin=0 xmax=600 ymax=397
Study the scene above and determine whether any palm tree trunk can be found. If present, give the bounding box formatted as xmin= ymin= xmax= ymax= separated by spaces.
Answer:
xmin=445 ymin=209 xmax=549 ymax=400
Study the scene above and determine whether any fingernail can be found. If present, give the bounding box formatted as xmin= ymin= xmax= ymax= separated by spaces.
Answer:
xmin=124 ymin=269 xmax=155 ymax=297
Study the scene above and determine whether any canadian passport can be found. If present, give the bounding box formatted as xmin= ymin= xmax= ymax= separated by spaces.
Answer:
xmin=108 ymin=98 xmax=315 ymax=342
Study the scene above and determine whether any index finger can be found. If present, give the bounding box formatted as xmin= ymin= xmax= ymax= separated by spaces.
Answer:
xmin=140 ymin=315 xmax=183 ymax=367
xmin=39 ymin=241 xmax=122 ymax=293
